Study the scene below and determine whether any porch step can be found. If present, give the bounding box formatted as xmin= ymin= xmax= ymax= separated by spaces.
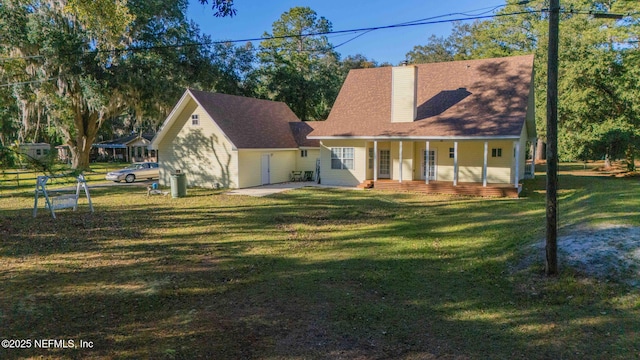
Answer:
xmin=357 ymin=180 xmax=374 ymax=189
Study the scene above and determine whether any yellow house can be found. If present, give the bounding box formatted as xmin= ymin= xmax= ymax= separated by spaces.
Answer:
xmin=309 ymin=55 xmax=537 ymax=197
xmin=150 ymin=89 xmax=319 ymax=189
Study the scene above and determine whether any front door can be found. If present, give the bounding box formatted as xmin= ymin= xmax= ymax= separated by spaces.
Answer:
xmin=378 ymin=149 xmax=391 ymax=178
xmin=422 ymin=150 xmax=437 ymax=180
xmin=261 ymin=154 xmax=270 ymax=185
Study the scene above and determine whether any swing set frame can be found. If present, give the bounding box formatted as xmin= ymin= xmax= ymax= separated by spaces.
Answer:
xmin=33 ymin=174 xmax=94 ymax=219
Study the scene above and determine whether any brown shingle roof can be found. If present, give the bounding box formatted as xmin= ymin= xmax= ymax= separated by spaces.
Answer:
xmin=189 ymin=90 xmax=301 ymax=149
xmin=309 ymin=55 xmax=534 ymax=139
xmin=289 ymin=122 xmax=320 ymax=147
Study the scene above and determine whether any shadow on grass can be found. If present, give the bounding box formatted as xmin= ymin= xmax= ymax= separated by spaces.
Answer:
xmin=0 ymin=175 xmax=638 ymax=359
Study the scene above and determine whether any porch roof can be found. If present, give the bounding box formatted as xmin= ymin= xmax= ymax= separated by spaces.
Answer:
xmin=309 ymin=55 xmax=535 ymax=140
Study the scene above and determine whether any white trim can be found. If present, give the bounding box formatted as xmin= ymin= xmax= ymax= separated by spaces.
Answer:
xmin=514 ymin=141 xmax=520 ymax=188
xmin=378 ymin=149 xmax=391 ymax=179
xmin=373 ymin=141 xmax=378 ymax=182
xmin=239 ymin=148 xmax=299 ymax=152
xmin=453 ymin=141 xmax=458 ymax=186
xmin=150 ymin=90 xmax=192 ymax=149
xmin=483 ymin=141 xmax=488 ymax=187
xmin=425 ymin=141 xmax=430 ymax=185
xmin=298 ymin=146 xmax=320 ymax=150
xmin=307 ymin=135 xmax=521 ymax=140
xmin=399 ymin=141 xmax=403 ymax=183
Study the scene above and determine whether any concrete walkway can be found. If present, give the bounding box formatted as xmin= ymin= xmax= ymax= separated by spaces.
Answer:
xmin=225 ymin=181 xmax=359 ymax=197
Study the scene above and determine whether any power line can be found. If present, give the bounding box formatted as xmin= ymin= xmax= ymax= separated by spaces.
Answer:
xmin=1 ymin=7 xmax=633 ymax=62
xmin=0 ymin=7 xmax=635 ymax=87
xmin=1 ymin=9 xmax=540 ymax=62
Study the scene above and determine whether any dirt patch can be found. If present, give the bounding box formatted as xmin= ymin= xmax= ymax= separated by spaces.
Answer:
xmin=530 ymin=224 xmax=640 ymax=287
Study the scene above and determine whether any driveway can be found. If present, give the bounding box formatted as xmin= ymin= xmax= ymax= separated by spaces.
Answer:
xmin=226 ymin=181 xmax=357 ymax=197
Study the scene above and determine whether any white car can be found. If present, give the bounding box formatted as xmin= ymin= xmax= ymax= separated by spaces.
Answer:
xmin=105 ymin=162 xmax=159 ymax=183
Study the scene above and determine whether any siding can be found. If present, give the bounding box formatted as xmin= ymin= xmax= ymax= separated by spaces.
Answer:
xmin=295 ymin=149 xmax=320 ymax=174
xmin=391 ymin=141 xmax=414 ymax=181
xmin=237 ymin=150 xmax=298 ymax=188
xmin=269 ymin=151 xmax=297 ymax=184
xmin=320 ymin=140 xmax=367 ymax=186
xmin=157 ymin=98 xmax=239 ymax=188
xmin=412 ymin=140 xmax=516 ymax=184
xmin=391 ymin=66 xmax=418 ymax=123
xmin=458 ymin=142 xmax=484 ymax=183
xmin=486 ymin=140 xmax=513 ymax=184
xmin=237 ymin=151 xmax=262 ymax=188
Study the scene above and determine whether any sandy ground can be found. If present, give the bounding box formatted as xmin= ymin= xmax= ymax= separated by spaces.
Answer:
xmin=532 ymin=224 xmax=640 ymax=287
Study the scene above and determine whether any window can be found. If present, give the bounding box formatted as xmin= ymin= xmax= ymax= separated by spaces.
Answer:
xmin=300 ymin=150 xmax=308 ymax=157
xmin=449 ymin=147 xmax=455 ymax=159
xmin=492 ymin=148 xmax=502 ymax=157
xmin=368 ymin=148 xmax=374 ymax=169
xmin=191 ymin=114 xmax=199 ymax=126
xmin=331 ymin=147 xmax=354 ymax=170
xmin=36 ymin=149 xmax=42 ymax=156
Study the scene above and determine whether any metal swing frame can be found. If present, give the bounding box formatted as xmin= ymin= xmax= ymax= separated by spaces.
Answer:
xmin=33 ymin=174 xmax=94 ymax=219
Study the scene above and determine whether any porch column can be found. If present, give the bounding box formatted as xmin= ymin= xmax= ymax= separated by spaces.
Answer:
xmin=483 ymin=141 xmax=488 ymax=187
xmin=399 ymin=141 xmax=403 ymax=183
xmin=425 ymin=141 xmax=430 ymax=185
xmin=453 ymin=141 xmax=458 ymax=186
xmin=530 ymin=140 xmax=537 ymax=179
xmin=514 ymin=141 xmax=520 ymax=188
xmin=373 ymin=141 xmax=378 ymax=182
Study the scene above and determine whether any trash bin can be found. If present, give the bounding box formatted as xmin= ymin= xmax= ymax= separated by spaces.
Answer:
xmin=170 ymin=171 xmax=187 ymax=198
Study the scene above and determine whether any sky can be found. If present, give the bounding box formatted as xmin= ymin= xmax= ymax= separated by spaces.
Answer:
xmin=187 ymin=0 xmax=506 ymax=65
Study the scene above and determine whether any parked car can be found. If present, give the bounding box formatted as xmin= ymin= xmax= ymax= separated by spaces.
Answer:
xmin=106 ymin=162 xmax=159 ymax=183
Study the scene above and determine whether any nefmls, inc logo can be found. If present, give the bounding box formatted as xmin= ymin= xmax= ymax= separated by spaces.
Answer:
xmin=34 ymin=339 xmax=75 ymax=348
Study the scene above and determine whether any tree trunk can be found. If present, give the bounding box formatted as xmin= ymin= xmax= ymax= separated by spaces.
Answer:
xmin=66 ymin=103 xmax=103 ymax=171
xmin=626 ymin=145 xmax=635 ymax=172
xmin=536 ymin=138 xmax=546 ymax=161
xmin=69 ymin=133 xmax=95 ymax=171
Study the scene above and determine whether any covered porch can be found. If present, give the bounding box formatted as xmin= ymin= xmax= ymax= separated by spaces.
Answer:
xmin=361 ymin=138 xmax=536 ymax=197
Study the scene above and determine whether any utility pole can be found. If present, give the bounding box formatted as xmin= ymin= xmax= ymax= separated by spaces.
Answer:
xmin=546 ymin=0 xmax=560 ymax=276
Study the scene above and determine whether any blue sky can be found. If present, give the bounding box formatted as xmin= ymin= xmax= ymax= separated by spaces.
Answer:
xmin=187 ymin=0 xmax=506 ymax=65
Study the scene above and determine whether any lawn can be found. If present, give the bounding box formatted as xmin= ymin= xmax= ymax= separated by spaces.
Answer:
xmin=0 ymin=164 xmax=638 ymax=359
xmin=0 ymin=163 xmax=123 ymax=195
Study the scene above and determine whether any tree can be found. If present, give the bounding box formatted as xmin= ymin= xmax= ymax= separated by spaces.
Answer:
xmin=434 ymin=0 xmax=640 ymax=165
xmin=405 ymin=35 xmax=455 ymax=64
xmin=340 ymin=54 xmax=378 ymax=72
xmin=257 ymin=7 xmax=342 ymax=121
xmin=0 ymin=0 xmax=237 ymax=170
xmin=206 ymin=42 xmax=257 ymax=97
xmin=198 ymin=0 xmax=237 ymax=17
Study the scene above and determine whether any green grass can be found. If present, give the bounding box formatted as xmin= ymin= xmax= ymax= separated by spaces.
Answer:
xmin=0 ymin=163 xmax=122 ymax=194
xmin=0 ymin=164 xmax=638 ymax=359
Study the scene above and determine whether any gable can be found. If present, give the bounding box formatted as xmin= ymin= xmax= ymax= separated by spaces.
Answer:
xmin=189 ymin=90 xmax=301 ymax=149
xmin=152 ymin=90 xmax=303 ymax=150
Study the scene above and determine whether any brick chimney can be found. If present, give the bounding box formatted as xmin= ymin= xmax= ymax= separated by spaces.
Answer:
xmin=391 ymin=65 xmax=418 ymax=123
